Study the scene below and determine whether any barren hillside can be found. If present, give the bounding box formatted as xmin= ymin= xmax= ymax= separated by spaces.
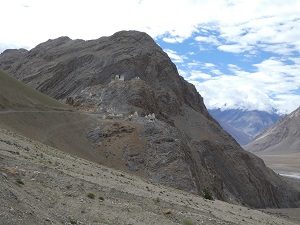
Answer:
xmin=1 ymin=127 xmax=298 ymax=225
xmin=245 ymin=107 xmax=300 ymax=155
xmin=0 ymin=31 xmax=299 ymax=208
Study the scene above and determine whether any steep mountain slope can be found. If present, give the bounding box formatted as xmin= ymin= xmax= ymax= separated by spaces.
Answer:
xmin=0 ymin=70 xmax=66 ymax=110
xmin=0 ymin=70 xmax=106 ymax=164
xmin=209 ymin=109 xmax=281 ymax=145
xmin=243 ymin=107 xmax=300 ymax=186
xmin=0 ymin=32 xmax=208 ymax=120
xmin=2 ymin=128 xmax=298 ymax=225
xmin=245 ymin=106 xmax=300 ymax=154
xmin=0 ymin=31 xmax=299 ymax=208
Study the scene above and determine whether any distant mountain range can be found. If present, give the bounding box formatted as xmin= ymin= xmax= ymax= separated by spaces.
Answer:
xmin=245 ymin=106 xmax=300 ymax=154
xmin=209 ymin=109 xmax=281 ymax=145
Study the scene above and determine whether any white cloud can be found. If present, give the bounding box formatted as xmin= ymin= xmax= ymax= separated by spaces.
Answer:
xmin=273 ymin=94 xmax=300 ymax=114
xmin=210 ymin=69 xmax=222 ymax=75
xmin=1 ymin=0 xmax=299 ymax=56
xmin=188 ymin=71 xmax=212 ymax=80
xmin=227 ymin=64 xmax=242 ymax=72
xmin=216 ymin=2 xmax=300 ymax=54
xmin=0 ymin=43 xmax=24 ymax=53
xmin=187 ymin=51 xmax=196 ymax=56
xmin=186 ymin=57 xmax=300 ymax=114
xmin=0 ymin=0 xmax=225 ymax=49
xmin=187 ymin=61 xmax=218 ymax=70
xmin=164 ymin=49 xmax=187 ymax=63
xmin=204 ymin=63 xmax=216 ymax=68
xmin=194 ymin=35 xmax=220 ymax=45
xmin=187 ymin=61 xmax=201 ymax=67
xmin=217 ymin=44 xmax=252 ymax=53
xmin=162 ymin=35 xmax=185 ymax=43
xmin=1 ymin=0 xmax=299 ymax=113
xmin=178 ymin=69 xmax=188 ymax=77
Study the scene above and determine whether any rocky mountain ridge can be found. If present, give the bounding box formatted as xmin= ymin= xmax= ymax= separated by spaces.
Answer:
xmin=209 ymin=109 xmax=281 ymax=145
xmin=0 ymin=31 xmax=299 ymax=208
xmin=0 ymin=32 xmax=207 ymax=120
xmin=245 ymin=106 xmax=300 ymax=154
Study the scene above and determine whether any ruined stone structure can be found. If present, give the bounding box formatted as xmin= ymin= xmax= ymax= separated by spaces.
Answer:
xmin=114 ymin=74 xmax=125 ymax=81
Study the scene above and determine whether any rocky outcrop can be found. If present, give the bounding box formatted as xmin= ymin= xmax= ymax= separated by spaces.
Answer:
xmin=0 ymin=32 xmax=206 ymax=118
xmin=1 ymin=31 xmax=299 ymax=208
xmin=245 ymin=106 xmax=300 ymax=154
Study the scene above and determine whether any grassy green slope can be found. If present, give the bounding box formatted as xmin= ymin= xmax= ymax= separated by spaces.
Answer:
xmin=0 ymin=70 xmax=68 ymax=110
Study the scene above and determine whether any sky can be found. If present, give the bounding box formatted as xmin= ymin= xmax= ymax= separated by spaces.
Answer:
xmin=0 ymin=0 xmax=300 ymax=114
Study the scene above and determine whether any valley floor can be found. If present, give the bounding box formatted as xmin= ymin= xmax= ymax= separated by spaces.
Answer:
xmin=0 ymin=128 xmax=298 ymax=225
xmin=262 ymin=208 xmax=300 ymax=224
xmin=258 ymin=153 xmax=300 ymax=180
xmin=255 ymin=153 xmax=300 ymax=224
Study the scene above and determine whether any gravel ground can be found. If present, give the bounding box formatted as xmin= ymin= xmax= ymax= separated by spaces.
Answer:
xmin=0 ymin=128 xmax=298 ymax=225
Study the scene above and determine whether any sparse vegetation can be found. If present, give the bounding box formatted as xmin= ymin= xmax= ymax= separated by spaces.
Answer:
xmin=16 ymin=178 xmax=24 ymax=186
xmin=182 ymin=218 xmax=195 ymax=225
xmin=0 ymin=70 xmax=66 ymax=109
xmin=154 ymin=197 xmax=160 ymax=203
xmin=69 ymin=218 xmax=77 ymax=224
xmin=202 ymin=188 xmax=213 ymax=200
xmin=87 ymin=193 xmax=95 ymax=199
xmin=0 ymin=125 xmax=294 ymax=225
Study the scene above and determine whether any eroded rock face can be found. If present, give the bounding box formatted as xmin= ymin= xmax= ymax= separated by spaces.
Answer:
xmin=1 ymin=31 xmax=299 ymax=208
xmin=0 ymin=31 xmax=206 ymax=118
